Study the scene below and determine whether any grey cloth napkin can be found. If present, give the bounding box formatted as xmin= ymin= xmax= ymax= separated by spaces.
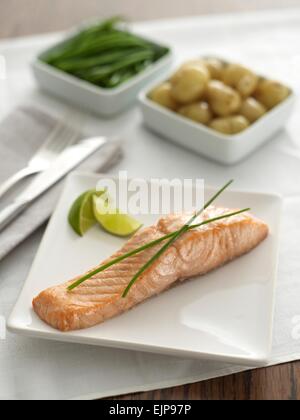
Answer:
xmin=0 ymin=106 xmax=122 ymax=261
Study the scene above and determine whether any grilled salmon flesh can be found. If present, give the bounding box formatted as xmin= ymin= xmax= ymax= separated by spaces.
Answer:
xmin=33 ymin=206 xmax=268 ymax=331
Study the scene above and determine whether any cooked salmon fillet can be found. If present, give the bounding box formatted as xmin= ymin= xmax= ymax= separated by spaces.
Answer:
xmin=33 ymin=206 xmax=268 ymax=331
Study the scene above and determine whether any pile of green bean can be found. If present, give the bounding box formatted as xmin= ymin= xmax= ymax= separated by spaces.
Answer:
xmin=41 ymin=18 xmax=170 ymax=88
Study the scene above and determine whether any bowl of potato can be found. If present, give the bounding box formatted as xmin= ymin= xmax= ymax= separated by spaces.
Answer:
xmin=139 ymin=57 xmax=295 ymax=164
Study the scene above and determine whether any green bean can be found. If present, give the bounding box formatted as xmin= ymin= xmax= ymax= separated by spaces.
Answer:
xmin=51 ymin=34 xmax=149 ymax=63
xmin=55 ymin=49 xmax=146 ymax=72
xmin=105 ymin=69 xmax=136 ymax=88
xmin=42 ymin=17 xmax=124 ymax=63
xmin=41 ymin=17 xmax=170 ymax=89
xmin=80 ymin=50 xmax=154 ymax=82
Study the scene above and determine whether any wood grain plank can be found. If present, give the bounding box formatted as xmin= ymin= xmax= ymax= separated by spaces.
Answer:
xmin=109 ymin=361 xmax=300 ymax=400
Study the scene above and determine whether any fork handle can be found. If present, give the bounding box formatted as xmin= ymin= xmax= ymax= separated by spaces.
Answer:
xmin=0 ymin=166 xmax=40 ymax=200
xmin=0 ymin=200 xmax=29 ymax=232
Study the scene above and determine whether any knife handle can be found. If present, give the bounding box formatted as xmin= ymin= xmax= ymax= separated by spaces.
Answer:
xmin=0 ymin=200 xmax=29 ymax=232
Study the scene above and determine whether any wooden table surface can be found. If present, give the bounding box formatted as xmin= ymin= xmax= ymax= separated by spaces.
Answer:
xmin=1 ymin=0 xmax=299 ymax=401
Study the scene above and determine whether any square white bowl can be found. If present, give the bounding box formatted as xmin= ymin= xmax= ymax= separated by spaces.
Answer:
xmin=7 ymin=172 xmax=282 ymax=367
xmin=139 ymin=78 xmax=295 ymax=165
xmin=32 ymin=33 xmax=172 ymax=117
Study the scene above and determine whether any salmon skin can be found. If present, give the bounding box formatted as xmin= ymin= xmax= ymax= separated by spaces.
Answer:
xmin=33 ymin=206 xmax=268 ymax=332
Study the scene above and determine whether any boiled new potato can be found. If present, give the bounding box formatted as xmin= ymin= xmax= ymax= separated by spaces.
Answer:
xmin=148 ymin=58 xmax=290 ymax=137
xmin=179 ymin=102 xmax=212 ymax=125
xmin=240 ymin=97 xmax=266 ymax=123
xmin=206 ymin=80 xmax=241 ymax=116
xmin=210 ymin=115 xmax=249 ymax=135
xmin=149 ymin=82 xmax=178 ymax=111
xmin=254 ymin=79 xmax=290 ymax=109
xmin=201 ymin=58 xmax=224 ymax=79
xmin=170 ymin=63 xmax=210 ymax=104
xmin=222 ymin=64 xmax=258 ymax=97
xmin=184 ymin=58 xmax=223 ymax=79
xmin=181 ymin=59 xmax=206 ymax=69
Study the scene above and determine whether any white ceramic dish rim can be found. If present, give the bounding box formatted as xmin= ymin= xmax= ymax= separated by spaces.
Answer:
xmin=7 ymin=172 xmax=283 ymax=367
xmin=33 ymin=23 xmax=172 ymax=97
xmin=139 ymin=57 xmax=295 ymax=141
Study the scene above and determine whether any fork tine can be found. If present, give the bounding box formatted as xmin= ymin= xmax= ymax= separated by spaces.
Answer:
xmin=33 ymin=123 xmax=68 ymax=157
xmin=0 ymin=111 xmax=86 ymax=200
xmin=53 ymin=129 xmax=78 ymax=152
xmin=47 ymin=125 xmax=79 ymax=154
xmin=40 ymin=121 xmax=68 ymax=150
xmin=31 ymin=110 xmax=85 ymax=162
xmin=54 ymin=128 xmax=79 ymax=153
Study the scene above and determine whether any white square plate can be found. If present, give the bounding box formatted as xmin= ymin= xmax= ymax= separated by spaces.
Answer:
xmin=8 ymin=172 xmax=282 ymax=366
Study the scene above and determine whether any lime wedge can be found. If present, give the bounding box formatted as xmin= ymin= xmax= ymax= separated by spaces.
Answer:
xmin=68 ymin=190 xmax=103 ymax=237
xmin=93 ymin=195 xmax=143 ymax=237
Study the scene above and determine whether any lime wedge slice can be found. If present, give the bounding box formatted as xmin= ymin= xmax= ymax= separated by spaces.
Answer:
xmin=93 ymin=195 xmax=143 ymax=237
xmin=68 ymin=190 xmax=103 ymax=237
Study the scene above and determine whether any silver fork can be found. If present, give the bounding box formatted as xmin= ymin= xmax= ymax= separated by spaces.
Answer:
xmin=0 ymin=120 xmax=79 ymax=200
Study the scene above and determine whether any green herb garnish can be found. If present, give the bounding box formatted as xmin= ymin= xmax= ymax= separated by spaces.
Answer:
xmin=122 ymin=180 xmax=233 ymax=297
xmin=67 ymin=207 xmax=249 ymax=292
xmin=68 ymin=180 xmax=250 ymax=294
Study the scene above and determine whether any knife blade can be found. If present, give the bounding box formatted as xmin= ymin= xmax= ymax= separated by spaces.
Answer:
xmin=0 ymin=136 xmax=108 ymax=232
